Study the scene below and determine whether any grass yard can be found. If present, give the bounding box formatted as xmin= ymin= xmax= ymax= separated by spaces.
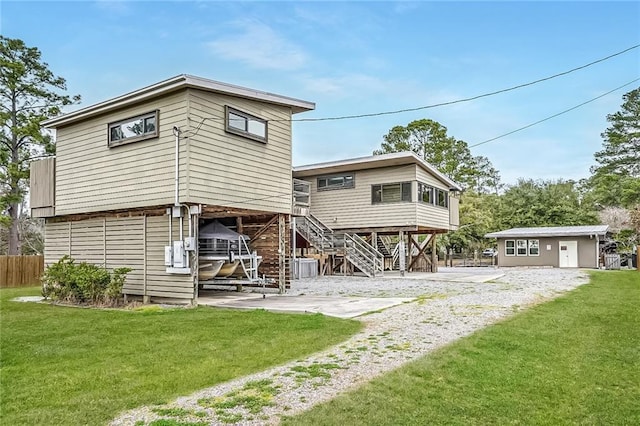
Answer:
xmin=283 ymin=270 xmax=640 ymax=425
xmin=0 ymin=287 xmax=361 ymax=425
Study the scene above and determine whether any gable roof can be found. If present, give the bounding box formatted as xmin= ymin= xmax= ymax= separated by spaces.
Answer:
xmin=42 ymin=74 xmax=316 ymax=128
xmin=293 ymin=151 xmax=462 ymax=191
xmin=485 ymin=225 xmax=609 ymax=239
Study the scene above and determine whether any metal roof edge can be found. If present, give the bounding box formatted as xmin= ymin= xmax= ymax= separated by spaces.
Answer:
xmin=485 ymin=225 xmax=610 ymax=239
xmin=293 ymin=151 xmax=462 ymax=191
xmin=42 ymin=74 xmax=315 ymax=128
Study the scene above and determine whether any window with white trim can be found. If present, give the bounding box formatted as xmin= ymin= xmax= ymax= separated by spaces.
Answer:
xmin=505 ymin=240 xmax=515 ymax=256
xmin=516 ymin=240 xmax=528 ymax=256
xmin=317 ymin=174 xmax=354 ymax=191
xmin=108 ymin=111 xmax=158 ymax=147
xmin=372 ymin=182 xmax=412 ymax=204
xmin=225 ymin=106 xmax=267 ymax=143
xmin=418 ymin=183 xmax=448 ymax=208
xmin=528 ymin=239 xmax=539 ymax=256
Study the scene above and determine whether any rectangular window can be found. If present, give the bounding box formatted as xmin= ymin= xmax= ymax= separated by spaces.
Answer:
xmin=505 ymin=240 xmax=515 ymax=256
xmin=317 ymin=174 xmax=354 ymax=191
xmin=225 ymin=106 xmax=267 ymax=143
xmin=372 ymin=182 xmax=412 ymax=204
xmin=528 ymin=239 xmax=539 ymax=256
xmin=436 ymin=188 xmax=449 ymax=208
xmin=516 ymin=240 xmax=528 ymax=256
xmin=418 ymin=183 xmax=434 ymax=204
xmin=108 ymin=110 xmax=158 ymax=147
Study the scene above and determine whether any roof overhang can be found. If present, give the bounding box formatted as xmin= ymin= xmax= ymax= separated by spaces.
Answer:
xmin=293 ymin=151 xmax=462 ymax=191
xmin=42 ymin=74 xmax=316 ymax=129
xmin=485 ymin=225 xmax=610 ymax=239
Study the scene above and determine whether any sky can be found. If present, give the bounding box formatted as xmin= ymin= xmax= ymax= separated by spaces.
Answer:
xmin=2 ymin=1 xmax=639 ymax=185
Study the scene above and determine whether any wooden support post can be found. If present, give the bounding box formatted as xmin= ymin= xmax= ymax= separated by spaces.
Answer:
xmin=408 ymin=234 xmax=432 ymax=271
xmin=278 ymin=214 xmax=286 ymax=294
xmin=236 ymin=216 xmax=243 ymax=234
xmin=431 ymin=233 xmax=438 ymax=272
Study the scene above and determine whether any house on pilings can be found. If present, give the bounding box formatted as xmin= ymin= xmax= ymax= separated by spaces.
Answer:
xmin=292 ymin=152 xmax=462 ymax=275
xmin=30 ymin=74 xmax=315 ymax=303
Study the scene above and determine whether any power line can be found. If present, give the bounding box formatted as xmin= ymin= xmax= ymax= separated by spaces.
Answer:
xmin=469 ymin=77 xmax=640 ymax=148
xmin=290 ymin=44 xmax=640 ymax=122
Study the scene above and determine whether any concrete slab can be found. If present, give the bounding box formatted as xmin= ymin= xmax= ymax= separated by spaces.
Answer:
xmin=381 ymin=267 xmax=504 ymax=283
xmin=11 ymin=296 xmax=44 ymax=303
xmin=197 ymin=293 xmax=414 ymax=319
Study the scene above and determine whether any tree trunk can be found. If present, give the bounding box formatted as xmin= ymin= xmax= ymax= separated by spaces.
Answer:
xmin=8 ymin=202 xmax=20 ymax=255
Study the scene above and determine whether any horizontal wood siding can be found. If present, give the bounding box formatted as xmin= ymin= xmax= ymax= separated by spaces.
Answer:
xmin=30 ymin=158 xmax=55 ymax=217
xmin=187 ymin=89 xmax=293 ymax=214
xmin=54 ymin=91 xmax=189 ymax=215
xmin=415 ymin=166 xmax=453 ymax=231
xmin=106 ymin=217 xmax=145 ymax=295
xmin=307 ymin=165 xmax=417 ymax=229
xmin=44 ymin=221 xmax=70 ymax=266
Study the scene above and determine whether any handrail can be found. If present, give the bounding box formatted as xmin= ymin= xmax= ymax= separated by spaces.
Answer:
xmin=344 ymin=233 xmax=384 ymax=277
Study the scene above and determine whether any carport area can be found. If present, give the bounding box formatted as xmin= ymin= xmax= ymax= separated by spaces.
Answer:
xmin=197 ymin=267 xmax=504 ymax=318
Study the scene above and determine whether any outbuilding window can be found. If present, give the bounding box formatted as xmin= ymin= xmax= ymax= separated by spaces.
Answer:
xmin=528 ymin=240 xmax=539 ymax=256
xmin=225 ymin=106 xmax=267 ymax=143
xmin=516 ymin=240 xmax=528 ymax=256
xmin=108 ymin=110 xmax=158 ymax=147
xmin=505 ymin=240 xmax=515 ymax=256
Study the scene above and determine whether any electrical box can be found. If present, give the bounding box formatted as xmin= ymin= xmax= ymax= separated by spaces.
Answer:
xmin=184 ymin=237 xmax=196 ymax=251
xmin=172 ymin=206 xmax=183 ymax=218
xmin=189 ymin=205 xmax=202 ymax=215
xmin=164 ymin=246 xmax=173 ymax=266
xmin=173 ymin=240 xmax=186 ymax=268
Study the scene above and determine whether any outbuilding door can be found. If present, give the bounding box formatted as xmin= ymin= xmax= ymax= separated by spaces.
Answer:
xmin=559 ymin=240 xmax=578 ymax=268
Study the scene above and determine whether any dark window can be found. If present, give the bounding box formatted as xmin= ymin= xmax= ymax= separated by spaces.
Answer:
xmin=372 ymin=182 xmax=412 ymax=204
xmin=225 ymin=106 xmax=267 ymax=143
xmin=418 ymin=183 xmax=434 ymax=204
xmin=436 ymin=189 xmax=449 ymax=208
xmin=108 ymin=111 xmax=158 ymax=147
xmin=317 ymin=174 xmax=354 ymax=191
xmin=528 ymin=240 xmax=539 ymax=256
xmin=516 ymin=240 xmax=527 ymax=256
xmin=505 ymin=240 xmax=515 ymax=256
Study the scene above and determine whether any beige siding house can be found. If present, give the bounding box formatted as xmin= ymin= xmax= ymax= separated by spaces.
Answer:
xmin=292 ymin=152 xmax=461 ymax=273
xmin=485 ymin=226 xmax=609 ymax=268
xmin=32 ymin=75 xmax=315 ymax=302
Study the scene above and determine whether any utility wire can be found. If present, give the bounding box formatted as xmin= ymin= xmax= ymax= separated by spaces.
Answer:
xmin=469 ymin=77 xmax=640 ymax=148
xmin=290 ymin=44 xmax=640 ymax=122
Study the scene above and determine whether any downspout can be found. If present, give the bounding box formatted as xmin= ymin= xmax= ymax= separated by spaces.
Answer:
xmin=173 ymin=126 xmax=180 ymax=208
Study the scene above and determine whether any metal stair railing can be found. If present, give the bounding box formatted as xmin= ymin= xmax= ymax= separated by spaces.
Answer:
xmin=344 ymin=233 xmax=384 ymax=277
xmin=296 ymin=214 xmax=335 ymax=252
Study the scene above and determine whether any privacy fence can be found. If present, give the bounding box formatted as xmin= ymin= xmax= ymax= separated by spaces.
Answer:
xmin=0 ymin=255 xmax=45 ymax=288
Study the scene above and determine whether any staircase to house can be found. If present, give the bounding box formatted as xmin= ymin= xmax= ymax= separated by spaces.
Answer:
xmin=296 ymin=214 xmax=384 ymax=278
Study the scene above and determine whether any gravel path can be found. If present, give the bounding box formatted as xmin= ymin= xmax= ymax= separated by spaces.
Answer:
xmin=111 ymin=268 xmax=589 ymax=426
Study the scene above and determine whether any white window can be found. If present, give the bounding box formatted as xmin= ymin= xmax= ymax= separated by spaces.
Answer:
xmin=505 ymin=240 xmax=515 ymax=256
xmin=108 ymin=111 xmax=158 ymax=147
xmin=516 ymin=240 xmax=527 ymax=256
xmin=225 ymin=106 xmax=267 ymax=143
xmin=372 ymin=182 xmax=412 ymax=204
xmin=528 ymin=240 xmax=539 ymax=256
xmin=317 ymin=174 xmax=354 ymax=191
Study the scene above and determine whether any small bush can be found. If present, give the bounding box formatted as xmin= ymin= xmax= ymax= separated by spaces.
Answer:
xmin=42 ymin=255 xmax=132 ymax=306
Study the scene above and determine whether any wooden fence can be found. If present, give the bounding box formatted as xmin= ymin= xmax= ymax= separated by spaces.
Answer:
xmin=0 ymin=255 xmax=45 ymax=288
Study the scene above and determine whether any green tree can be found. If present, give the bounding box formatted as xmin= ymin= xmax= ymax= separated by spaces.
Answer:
xmin=374 ymin=118 xmax=501 ymax=193
xmin=0 ymin=37 xmax=79 ymax=254
xmin=587 ymin=87 xmax=640 ymax=208
xmin=495 ymin=179 xmax=598 ymax=229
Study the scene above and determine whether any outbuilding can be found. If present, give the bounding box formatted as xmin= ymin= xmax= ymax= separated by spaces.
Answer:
xmin=485 ymin=225 xmax=609 ymax=268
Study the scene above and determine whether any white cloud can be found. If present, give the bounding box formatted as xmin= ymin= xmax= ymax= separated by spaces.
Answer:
xmin=207 ymin=21 xmax=307 ymax=70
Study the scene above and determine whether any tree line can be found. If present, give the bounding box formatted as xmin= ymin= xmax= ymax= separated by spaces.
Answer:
xmin=373 ymin=88 xmax=640 ymax=253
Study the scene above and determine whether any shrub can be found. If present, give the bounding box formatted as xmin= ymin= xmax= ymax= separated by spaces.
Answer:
xmin=42 ymin=255 xmax=132 ymax=306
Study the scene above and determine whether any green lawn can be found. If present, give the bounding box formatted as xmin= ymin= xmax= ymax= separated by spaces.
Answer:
xmin=0 ymin=287 xmax=361 ymax=425
xmin=283 ymin=270 xmax=640 ymax=425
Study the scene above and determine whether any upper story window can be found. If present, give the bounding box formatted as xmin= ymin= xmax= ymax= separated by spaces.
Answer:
xmin=317 ymin=174 xmax=354 ymax=191
xmin=225 ymin=106 xmax=267 ymax=143
xmin=372 ymin=182 xmax=412 ymax=204
xmin=418 ymin=182 xmax=448 ymax=208
xmin=108 ymin=111 xmax=158 ymax=147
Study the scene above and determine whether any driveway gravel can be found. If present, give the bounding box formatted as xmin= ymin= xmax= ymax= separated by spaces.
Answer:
xmin=111 ymin=267 xmax=590 ymax=426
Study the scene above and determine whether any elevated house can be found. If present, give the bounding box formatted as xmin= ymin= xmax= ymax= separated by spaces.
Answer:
xmin=485 ymin=225 xmax=609 ymax=268
xmin=30 ymin=74 xmax=315 ymax=303
xmin=292 ymin=152 xmax=462 ymax=275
